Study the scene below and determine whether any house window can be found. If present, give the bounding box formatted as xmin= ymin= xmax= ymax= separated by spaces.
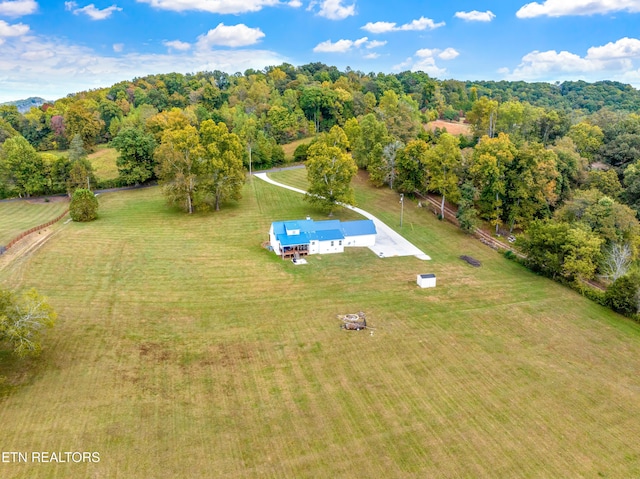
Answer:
xmin=331 ymin=241 xmax=334 ymax=246
xmin=339 ymin=240 xmax=342 ymax=246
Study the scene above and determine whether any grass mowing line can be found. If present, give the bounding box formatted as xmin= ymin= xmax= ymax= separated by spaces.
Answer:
xmin=1 ymin=182 xmax=640 ymax=477
xmin=0 ymin=199 xmax=69 ymax=245
xmin=88 ymin=145 xmax=119 ymax=180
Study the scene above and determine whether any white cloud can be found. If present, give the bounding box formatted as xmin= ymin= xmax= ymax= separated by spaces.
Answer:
xmin=503 ymin=38 xmax=640 ymax=81
xmin=361 ymin=21 xmax=395 ymax=34
xmin=454 ymin=10 xmax=496 ymax=22
xmin=288 ymin=0 xmax=301 ymax=6
xmin=0 ymin=33 xmax=287 ymax=102
xmin=363 ymin=52 xmax=379 ymax=59
xmin=313 ymin=36 xmax=385 ymax=53
xmin=392 ymin=57 xmax=413 ymax=72
xmin=0 ymin=0 xmax=37 ymax=17
xmin=399 ymin=16 xmax=444 ymax=31
xmin=69 ymin=3 xmax=122 ymax=20
xmin=112 ymin=43 xmax=123 ymax=52
xmin=516 ymin=0 xmax=640 ymax=18
xmin=310 ymin=0 xmax=355 ymax=20
xmin=314 ymin=38 xmax=357 ymax=53
xmin=366 ymin=40 xmax=386 ymax=49
xmin=412 ymin=58 xmax=446 ymax=77
xmin=587 ymin=37 xmax=640 ymax=59
xmin=362 ymin=16 xmax=445 ymax=33
xmin=0 ymin=19 xmax=28 ymax=37
xmin=394 ymin=47 xmax=458 ymax=77
xmin=438 ymin=47 xmax=460 ymax=60
xmin=196 ymin=23 xmax=265 ymax=48
xmin=136 ymin=0 xmax=282 ymax=14
xmin=163 ymin=39 xmax=191 ymax=51
xmin=353 ymin=37 xmax=368 ymax=47
xmin=21 ymin=48 xmax=54 ymax=61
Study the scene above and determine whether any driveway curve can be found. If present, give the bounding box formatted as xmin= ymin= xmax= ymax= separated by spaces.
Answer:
xmin=254 ymin=172 xmax=430 ymax=260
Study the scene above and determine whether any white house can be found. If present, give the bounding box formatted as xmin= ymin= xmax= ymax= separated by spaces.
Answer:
xmin=269 ymin=219 xmax=376 ymax=259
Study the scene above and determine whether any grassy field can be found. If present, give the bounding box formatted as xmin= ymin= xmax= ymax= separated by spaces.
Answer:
xmin=0 ymin=199 xmax=68 ymax=245
xmin=1 ymin=172 xmax=640 ymax=478
xmin=281 ymin=137 xmax=313 ymax=161
xmin=88 ymin=145 xmax=119 ymax=180
xmin=42 ymin=146 xmax=119 ymax=181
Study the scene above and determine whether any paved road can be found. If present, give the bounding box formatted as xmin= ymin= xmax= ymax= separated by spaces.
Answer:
xmin=254 ymin=172 xmax=430 ymax=261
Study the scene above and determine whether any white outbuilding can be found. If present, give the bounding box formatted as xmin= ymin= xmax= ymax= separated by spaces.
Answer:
xmin=417 ymin=273 xmax=436 ymax=288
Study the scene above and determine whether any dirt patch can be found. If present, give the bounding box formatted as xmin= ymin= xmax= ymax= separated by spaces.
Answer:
xmin=425 ymin=120 xmax=471 ymax=137
xmin=0 ymin=226 xmax=59 ymax=274
xmin=139 ymin=342 xmax=174 ymax=362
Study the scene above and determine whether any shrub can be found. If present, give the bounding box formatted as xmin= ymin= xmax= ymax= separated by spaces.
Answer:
xmin=605 ymin=273 xmax=640 ymax=317
xmin=69 ymin=188 xmax=99 ymax=222
xmin=293 ymin=143 xmax=310 ymax=162
xmin=582 ymin=286 xmax=607 ymax=307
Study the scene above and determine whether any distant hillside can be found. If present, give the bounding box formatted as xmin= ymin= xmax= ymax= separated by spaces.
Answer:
xmin=1 ymin=97 xmax=48 ymax=113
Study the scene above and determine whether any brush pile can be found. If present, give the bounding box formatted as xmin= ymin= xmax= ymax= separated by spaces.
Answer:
xmin=460 ymin=255 xmax=481 ymax=267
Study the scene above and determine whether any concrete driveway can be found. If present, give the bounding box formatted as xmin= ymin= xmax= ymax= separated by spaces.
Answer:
xmin=254 ymin=173 xmax=430 ymax=260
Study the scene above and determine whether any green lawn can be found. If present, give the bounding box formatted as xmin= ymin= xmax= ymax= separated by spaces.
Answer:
xmin=42 ymin=145 xmax=119 ymax=181
xmin=88 ymin=145 xmax=119 ymax=180
xmin=1 ymin=174 xmax=640 ymax=478
xmin=281 ymin=137 xmax=313 ymax=161
xmin=0 ymin=199 xmax=69 ymax=245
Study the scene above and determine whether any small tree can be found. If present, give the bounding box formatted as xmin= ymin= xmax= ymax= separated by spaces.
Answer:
xmin=456 ymin=181 xmax=479 ymax=233
xmin=0 ymin=288 xmax=57 ymax=357
xmin=70 ymin=188 xmax=99 ymax=222
xmin=68 ymin=133 xmax=87 ymax=162
xmin=605 ymin=273 xmax=640 ymax=317
xmin=601 ymin=243 xmax=633 ymax=282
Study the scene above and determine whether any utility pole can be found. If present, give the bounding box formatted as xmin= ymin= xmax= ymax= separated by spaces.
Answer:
xmin=400 ymin=193 xmax=404 ymax=228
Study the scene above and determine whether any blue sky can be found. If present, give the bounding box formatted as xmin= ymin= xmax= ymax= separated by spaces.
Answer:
xmin=2 ymin=0 xmax=640 ymax=102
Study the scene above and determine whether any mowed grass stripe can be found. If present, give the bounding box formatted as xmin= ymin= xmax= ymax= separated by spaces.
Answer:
xmin=1 ymin=178 xmax=640 ymax=477
xmin=0 ymin=199 xmax=68 ymax=245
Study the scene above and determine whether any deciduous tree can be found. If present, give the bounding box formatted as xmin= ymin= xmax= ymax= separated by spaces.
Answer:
xmin=305 ymin=126 xmax=358 ymax=214
xmin=155 ymin=125 xmax=203 ymax=214
xmin=395 ymin=139 xmax=428 ymax=194
xmin=470 ymin=133 xmax=516 ymax=233
xmin=198 ymin=120 xmax=246 ymax=211
xmin=424 ymin=133 xmax=462 ymax=218
xmin=112 ymin=127 xmax=157 ymax=185
xmin=0 ymin=135 xmax=47 ymax=197
xmin=0 ymin=288 xmax=57 ymax=357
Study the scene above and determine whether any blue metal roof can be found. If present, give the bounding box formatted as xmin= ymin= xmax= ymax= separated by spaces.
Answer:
xmin=311 ymin=220 xmax=342 ymax=231
xmin=311 ymin=229 xmax=344 ymax=241
xmin=341 ymin=220 xmax=376 ymax=236
xmin=278 ymin=232 xmax=311 ymax=246
xmin=271 ymin=218 xmax=376 ymax=246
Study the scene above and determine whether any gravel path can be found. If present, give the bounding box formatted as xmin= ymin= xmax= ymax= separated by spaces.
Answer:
xmin=254 ymin=172 xmax=430 ymax=260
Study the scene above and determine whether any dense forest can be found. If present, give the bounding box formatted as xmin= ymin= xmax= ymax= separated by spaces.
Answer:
xmin=3 ymin=62 xmax=640 ymax=315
